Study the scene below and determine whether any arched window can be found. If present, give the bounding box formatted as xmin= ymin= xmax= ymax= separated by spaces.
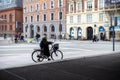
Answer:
xmin=51 ymin=25 xmax=55 ymax=32
xmin=9 ymin=14 xmax=12 ymax=23
xmin=70 ymin=27 xmax=74 ymax=37
xmin=59 ymin=24 xmax=62 ymax=32
xmin=37 ymin=26 xmax=40 ymax=32
xmin=44 ymin=26 xmax=47 ymax=32
xmin=25 ymin=25 xmax=28 ymax=32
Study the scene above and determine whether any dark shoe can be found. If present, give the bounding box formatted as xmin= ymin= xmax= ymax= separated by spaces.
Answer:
xmin=48 ymin=58 xmax=51 ymax=61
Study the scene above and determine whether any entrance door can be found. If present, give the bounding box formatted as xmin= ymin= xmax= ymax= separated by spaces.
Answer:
xmin=30 ymin=25 xmax=34 ymax=38
xmin=87 ymin=27 xmax=93 ymax=40
xmin=77 ymin=27 xmax=81 ymax=39
xmin=70 ymin=27 xmax=74 ymax=39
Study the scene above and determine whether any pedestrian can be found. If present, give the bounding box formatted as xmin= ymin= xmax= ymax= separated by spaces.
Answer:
xmin=20 ymin=33 xmax=24 ymax=41
xmin=18 ymin=33 xmax=21 ymax=40
xmin=93 ymin=35 xmax=96 ymax=42
xmin=14 ymin=33 xmax=18 ymax=43
xmin=40 ymin=36 xmax=53 ymax=61
xmin=35 ymin=33 xmax=40 ymax=42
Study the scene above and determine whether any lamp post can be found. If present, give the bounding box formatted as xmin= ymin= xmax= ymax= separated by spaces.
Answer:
xmin=110 ymin=11 xmax=115 ymax=51
xmin=59 ymin=0 xmax=62 ymax=41
xmin=104 ymin=0 xmax=118 ymax=51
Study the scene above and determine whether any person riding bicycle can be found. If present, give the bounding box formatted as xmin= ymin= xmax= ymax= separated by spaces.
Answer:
xmin=40 ymin=36 xmax=53 ymax=61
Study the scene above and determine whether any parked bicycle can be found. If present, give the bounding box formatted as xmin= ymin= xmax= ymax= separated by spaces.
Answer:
xmin=31 ymin=43 xmax=63 ymax=62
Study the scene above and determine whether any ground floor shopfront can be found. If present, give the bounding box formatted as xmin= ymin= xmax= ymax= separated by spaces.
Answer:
xmin=66 ymin=23 xmax=120 ymax=41
xmin=23 ymin=20 xmax=66 ymax=39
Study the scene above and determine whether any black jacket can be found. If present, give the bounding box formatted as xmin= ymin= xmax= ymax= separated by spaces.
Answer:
xmin=40 ymin=40 xmax=52 ymax=57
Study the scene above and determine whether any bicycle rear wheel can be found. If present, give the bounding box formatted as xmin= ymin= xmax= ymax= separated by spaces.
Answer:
xmin=31 ymin=50 xmax=44 ymax=62
xmin=51 ymin=50 xmax=63 ymax=60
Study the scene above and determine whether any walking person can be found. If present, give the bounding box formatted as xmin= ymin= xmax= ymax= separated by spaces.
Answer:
xmin=35 ymin=33 xmax=40 ymax=42
xmin=14 ymin=33 xmax=18 ymax=43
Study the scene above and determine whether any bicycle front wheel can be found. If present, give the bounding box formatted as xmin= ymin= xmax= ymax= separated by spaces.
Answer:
xmin=31 ymin=50 xmax=44 ymax=62
xmin=51 ymin=50 xmax=63 ymax=60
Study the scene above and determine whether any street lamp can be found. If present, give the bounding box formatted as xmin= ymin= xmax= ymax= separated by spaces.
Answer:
xmin=105 ymin=0 xmax=117 ymax=51
xmin=59 ymin=0 xmax=62 ymax=41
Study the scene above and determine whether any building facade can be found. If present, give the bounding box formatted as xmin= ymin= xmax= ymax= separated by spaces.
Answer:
xmin=66 ymin=0 xmax=120 ymax=40
xmin=23 ymin=0 xmax=67 ymax=39
xmin=0 ymin=0 xmax=23 ymax=37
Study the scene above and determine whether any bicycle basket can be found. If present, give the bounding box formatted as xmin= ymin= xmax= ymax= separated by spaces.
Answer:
xmin=54 ymin=44 xmax=59 ymax=50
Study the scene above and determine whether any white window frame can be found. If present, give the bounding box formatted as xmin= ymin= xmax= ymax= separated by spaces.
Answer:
xmin=99 ymin=0 xmax=104 ymax=8
xmin=51 ymin=13 xmax=54 ymax=20
xmin=78 ymin=15 xmax=81 ymax=23
xmin=69 ymin=4 xmax=74 ymax=13
xmin=76 ymin=2 xmax=82 ymax=12
xmin=99 ymin=13 xmax=103 ymax=21
xmin=25 ymin=16 xmax=28 ymax=23
xmin=70 ymin=16 xmax=73 ymax=23
xmin=43 ymin=2 xmax=46 ymax=10
xmin=31 ymin=16 xmax=33 ymax=22
xmin=50 ymin=0 xmax=54 ymax=9
xmin=30 ymin=5 xmax=33 ymax=12
xmin=36 ymin=15 xmax=39 ymax=22
xmin=87 ymin=14 xmax=92 ymax=23
xmin=58 ymin=0 xmax=63 ymax=7
xmin=87 ymin=1 xmax=92 ymax=10
xmin=36 ymin=3 xmax=40 ymax=11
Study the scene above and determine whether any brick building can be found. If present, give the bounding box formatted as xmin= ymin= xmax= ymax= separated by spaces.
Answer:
xmin=0 ymin=0 xmax=23 ymax=38
xmin=23 ymin=0 xmax=68 ymax=39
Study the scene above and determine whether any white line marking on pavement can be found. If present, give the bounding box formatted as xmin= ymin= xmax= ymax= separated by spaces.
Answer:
xmin=62 ymin=47 xmax=93 ymax=51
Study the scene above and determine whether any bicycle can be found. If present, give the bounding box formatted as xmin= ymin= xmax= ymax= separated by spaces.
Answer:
xmin=31 ymin=43 xmax=63 ymax=62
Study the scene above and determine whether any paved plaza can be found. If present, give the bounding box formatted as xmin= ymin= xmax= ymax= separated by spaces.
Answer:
xmin=0 ymin=37 xmax=120 ymax=80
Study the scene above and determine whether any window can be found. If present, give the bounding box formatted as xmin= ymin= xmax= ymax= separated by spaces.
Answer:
xmin=43 ymin=14 xmax=46 ymax=21
xmin=70 ymin=4 xmax=74 ymax=12
xmin=37 ymin=15 xmax=39 ymax=22
xmin=43 ymin=2 xmax=46 ymax=10
xmin=58 ymin=0 xmax=63 ymax=7
xmin=99 ymin=13 xmax=103 ymax=21
xmin=36 ymin=4 xmax=40 ymax=11
xmin=51 ymin=25 xmax=55 ymax=32
xmin=9 ymin=14 xmax=12 ymax=23
xmin=59 ymin=12 xmax=62 ymax=20
xmin=77 ymin=2 xmax=82 ymax=11
xmin=44 ymin=26 xmax=47 ymax=32
xmin=11 ymin=0 xmax=15 ymax=2
xmin=30 ymin=5 xmax=33 ymax=12
xmin=78 ymin=15 xmax=81 ymax=23
xmin=37 ymin=26 xmax=40 ymax=32
xmin=51 ymin=13 xmax=54 ymax=20
xmin=31 ymin=16 xmax=33 ymax=22
xmin=5 ymin=25 xmax=7 ymax=31
xmin=24 ymin=7 xmax=27 ymax=13
xmin=50 ymin=0 xmax=54 ymax=8
xmin=117 ymin=16 xmax=120 ymax=26
xmin=6 ymin=0 xmax=10 ymax=3
xmin=59 ymin=24 xmax=62 ymax=32
xmin=25 ymin=16 xmax=27 ymax=22
xmin=87 ymin=1 xmax=92 ymax=10
xmin=10 ymin=25 xmax=12 ymax=31
xmin=87 ymin=14 xmax=92 ymax=23
xmin=99 ymin=0 xmax=104 ymax=8
xmin=4 ymin=15 xmax=6 ymax=19
xmin=25 ymin=25 xmax=28 ymax=32
xmin=70 ymin=16 xmax=73 ymax=23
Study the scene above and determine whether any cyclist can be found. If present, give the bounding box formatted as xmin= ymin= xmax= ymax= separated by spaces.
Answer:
xmin=40 ymin=36 xmax=53 ymax=61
